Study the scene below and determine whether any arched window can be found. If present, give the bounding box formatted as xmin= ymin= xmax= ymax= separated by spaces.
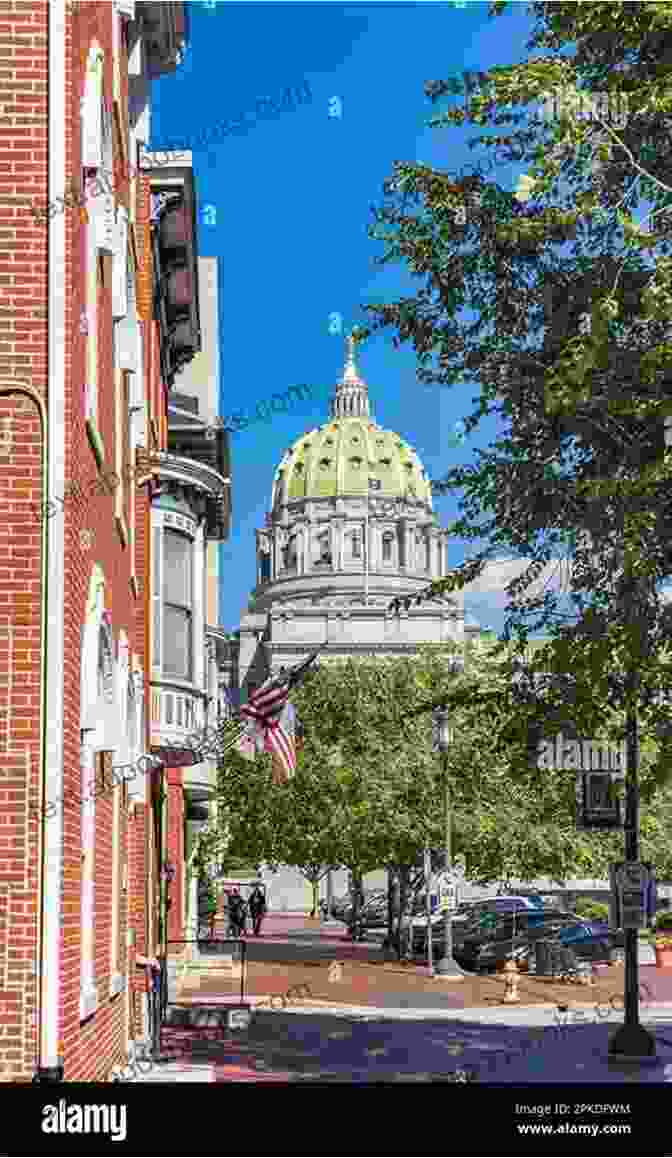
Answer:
xmin=317 ymin=530 xmax=331 ymax=564
xmin=382 ymin=532 xmax=394 ymax=563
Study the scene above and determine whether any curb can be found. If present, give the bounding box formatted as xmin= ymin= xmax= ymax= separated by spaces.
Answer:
xmin=249 ymin=998 xmax=672 ymax=1020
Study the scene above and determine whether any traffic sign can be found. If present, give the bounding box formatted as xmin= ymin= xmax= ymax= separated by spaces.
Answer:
xmin=438 ymin=877 xmax=458 ymax=913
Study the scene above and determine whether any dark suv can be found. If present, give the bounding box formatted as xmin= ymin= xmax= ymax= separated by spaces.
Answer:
xmin=455 ymin=911 xmax=616 ymax=973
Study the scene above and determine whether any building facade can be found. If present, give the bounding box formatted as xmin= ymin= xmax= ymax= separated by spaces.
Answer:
xmin=0 ymin=0 xmax=234 ymax=1082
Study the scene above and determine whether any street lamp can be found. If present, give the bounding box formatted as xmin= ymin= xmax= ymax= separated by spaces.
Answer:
xmin=601 ymin=411 xmax=670 ymax=1062
xmin=433 ymin=704 xmax=465 ymax=981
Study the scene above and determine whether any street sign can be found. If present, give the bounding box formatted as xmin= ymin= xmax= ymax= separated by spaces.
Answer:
xmin=438 ymin=877 xmax=458 ymax=913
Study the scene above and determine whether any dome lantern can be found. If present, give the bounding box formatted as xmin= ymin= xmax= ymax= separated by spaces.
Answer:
xmin=330 ymin=333 xmax=371 ymax=420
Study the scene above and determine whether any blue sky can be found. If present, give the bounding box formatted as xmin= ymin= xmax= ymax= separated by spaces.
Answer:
xmin=149 ymin=0 xmax=551 ymax=634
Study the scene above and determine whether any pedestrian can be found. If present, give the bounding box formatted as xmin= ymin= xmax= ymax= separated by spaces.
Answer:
xmin=223 ymin=889 xmax=235 ymax=938
xmin=228 ymin=887 xmax=246 ymax=938
xmin=249 ymin=884 xmax=267 ymax=936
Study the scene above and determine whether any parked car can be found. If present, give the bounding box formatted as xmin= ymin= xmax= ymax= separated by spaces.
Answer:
xmin=411 ymin=898 xmax=559 ymax=954
xmin=454 ymin=912 xmax=616 ymax=973
xmin=330 ymin=894 xmax=351 ymax=921
xmin=333 ymin=888 xmax=387 ymax=925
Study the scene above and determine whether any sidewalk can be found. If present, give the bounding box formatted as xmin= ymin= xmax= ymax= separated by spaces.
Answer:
xmin=182 ymin=912 xmax=672 ymax=1013
xmin=131 ymin=1006 xmax=672 ymax=1084
xmin=123 ymin=914 xmax=672 ymax=1083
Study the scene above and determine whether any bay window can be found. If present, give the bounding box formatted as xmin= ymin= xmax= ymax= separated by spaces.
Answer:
xmin=155 ymin=527 xmax=193 ymax=681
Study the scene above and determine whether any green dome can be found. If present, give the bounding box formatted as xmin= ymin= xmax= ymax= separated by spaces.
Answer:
xmin=272 ymin=415 xmax=433 ymax=507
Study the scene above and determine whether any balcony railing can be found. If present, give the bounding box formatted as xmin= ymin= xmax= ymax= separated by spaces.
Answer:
xmin=150 ymin=683 xmax=206 ymax=750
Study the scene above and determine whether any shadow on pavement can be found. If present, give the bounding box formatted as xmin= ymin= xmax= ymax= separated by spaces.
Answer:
xmin=154 ymin=1008 xmax=672 ymax=1084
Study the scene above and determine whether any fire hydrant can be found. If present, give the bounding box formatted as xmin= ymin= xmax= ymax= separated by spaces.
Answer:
xmin=502 ymin=957 xmax=520 ymax=1004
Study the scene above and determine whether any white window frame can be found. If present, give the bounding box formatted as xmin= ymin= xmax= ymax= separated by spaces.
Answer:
xmin=112 ymin=205 xmax=128 ymax=319
xmin=163 ymin=528 xmax=194 ymax=681
xmin=151 ymin=515 xmax=197 ymax=684
xmin=81 ymin=43 xmax=104 ymax=168
xmin=110 ymin=634 xmax=130 ymax=997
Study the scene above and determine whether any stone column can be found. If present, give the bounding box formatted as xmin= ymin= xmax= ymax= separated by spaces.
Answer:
xmin=333 ymin=519 xmax=344 ymax=570
xmin=367 ymin=520 xmax=377 ymax=576
xmin=273 ymin=527 xmax=283 ymax=577
xmin=438 ymin=533 xmax=446 ymax=577
xmin=406 ymin=523 xmax=416 ymax=572
xmin=298 ymin=523 xmax=308 ymax=575
xmin=430 ymin=531 xmax=440 ymax=578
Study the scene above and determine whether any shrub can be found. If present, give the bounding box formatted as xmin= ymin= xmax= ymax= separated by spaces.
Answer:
xmin=574 ymin=898 xmax=609 ymax=922
xmin=655 ymin=909 xmax=672 ymax=932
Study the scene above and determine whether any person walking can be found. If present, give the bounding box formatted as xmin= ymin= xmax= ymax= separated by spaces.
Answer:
xmin=228 ymin=887 xmax=247 ymax=938
xmin=249 ymin=884 xmax=267 ymax=936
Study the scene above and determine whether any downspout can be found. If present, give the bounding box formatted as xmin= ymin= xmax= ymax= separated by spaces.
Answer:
xmin=34 ymin=0 xmax=67 ymax=1082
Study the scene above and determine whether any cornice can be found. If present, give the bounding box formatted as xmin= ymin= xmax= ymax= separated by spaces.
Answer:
xmin=155 ymin=450 xmax=230 ymax=498
xmin=265 ymin=642 xmax=461 ymax=656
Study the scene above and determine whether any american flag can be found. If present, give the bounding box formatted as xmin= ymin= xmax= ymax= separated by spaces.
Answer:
xmin=215 ymin=651 xmax=320 ymax=780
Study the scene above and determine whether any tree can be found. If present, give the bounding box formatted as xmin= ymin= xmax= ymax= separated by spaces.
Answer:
xmin=351 ymin=1 xmax=672 ymax=799
xmin=359 ymin=1 xmax=672 ymax=613
xmin=193 ymin=638 xmax=672 ymax=933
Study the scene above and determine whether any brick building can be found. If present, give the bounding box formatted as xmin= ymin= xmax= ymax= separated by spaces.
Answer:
xmin=0 ymin=0 xmax=234 ymax=1083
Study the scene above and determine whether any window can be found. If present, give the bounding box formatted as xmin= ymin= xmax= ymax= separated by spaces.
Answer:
xmin=120 ymin=370 xmax=131 ymax=534
xmin=162 ymin=529 xmax=193 ymax=679
xmin=382 ymin=532 xmax=393 ymax=563
xmin=98 ymin=625 xmax=114 ymax=703
xmin=351 ymin=531 xmax=361 ymax=559
xmin=152 ymin=526 xmax=161 ymax=670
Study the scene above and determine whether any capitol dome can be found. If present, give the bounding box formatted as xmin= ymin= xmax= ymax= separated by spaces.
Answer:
xmin=221 ymin=335 xmax=478 ymax=699
xmin=271 ymin=338 xmax=433 ymax=510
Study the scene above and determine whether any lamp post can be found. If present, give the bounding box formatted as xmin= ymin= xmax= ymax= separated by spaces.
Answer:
xmin=433 ymin=704 xmax=465 ymax=980
xmin=606 ymin=419 xmax=672 ymax=1061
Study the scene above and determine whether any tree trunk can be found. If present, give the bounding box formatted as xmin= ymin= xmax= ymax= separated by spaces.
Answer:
xmin=311 ymin=878 xmax=319 ymax=918
xmin=399 ymin=865 xmax=412 ymax=960
xmin=387 ymin=866 xmax=401 ymax=959
xmin=350 ymin=868 xmax=364 ymax=935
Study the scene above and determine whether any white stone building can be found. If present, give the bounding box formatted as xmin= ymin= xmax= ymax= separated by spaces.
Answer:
xmin=220 ymin=338 xmax=480 ymax=911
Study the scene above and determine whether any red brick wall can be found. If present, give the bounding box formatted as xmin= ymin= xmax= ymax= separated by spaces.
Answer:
xmin=58 ymin=1 xmax=143 ymax=1083
xmin=0 ymin=0 xmax=173 ymax=1079
xmin=0 ymin=0 xmax=50 ymax=1082
xmin=166 ymin=770 xmax=184 ymax=944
